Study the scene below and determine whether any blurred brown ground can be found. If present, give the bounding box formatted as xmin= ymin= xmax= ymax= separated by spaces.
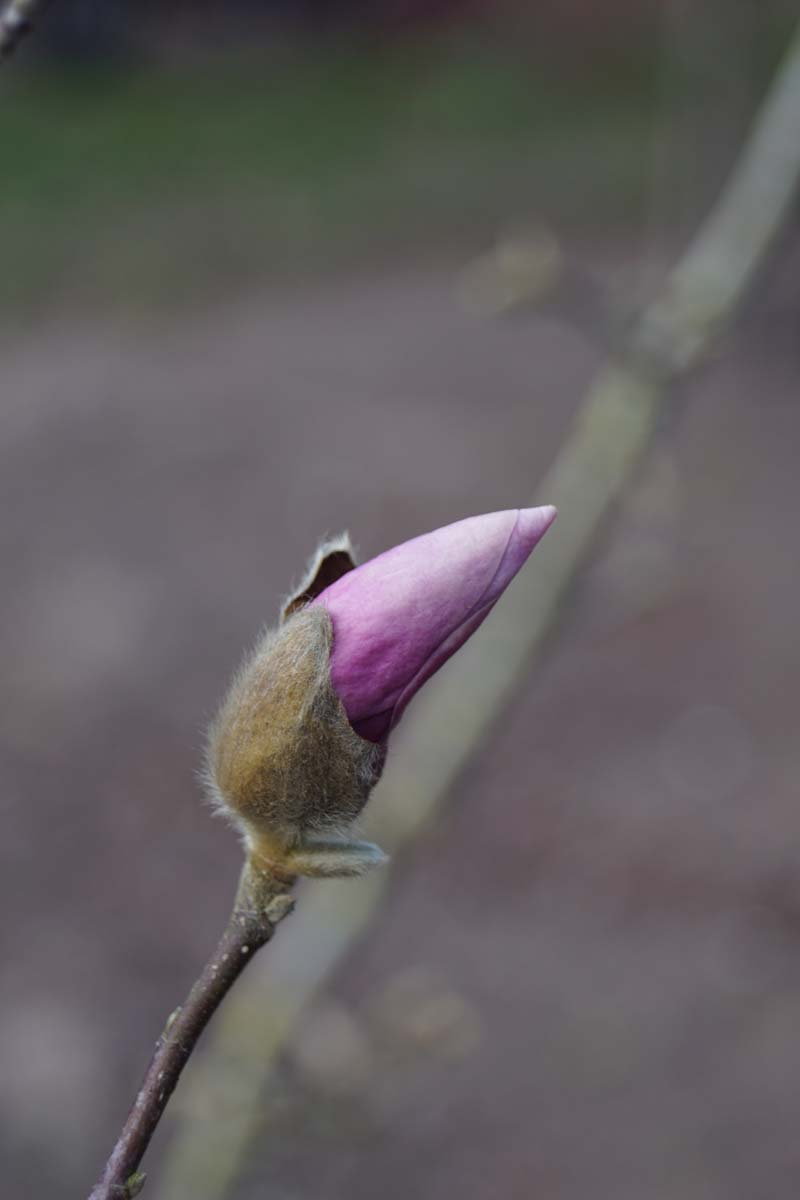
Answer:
xmin=2 ymin=235 xmax=800 ymax=1197
xmin=2 ymin=5 xmax=800 ymax=1199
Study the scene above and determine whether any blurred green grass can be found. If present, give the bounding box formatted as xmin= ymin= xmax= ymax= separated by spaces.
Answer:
xmin=0 ymin=39 xmax=661 ymax=317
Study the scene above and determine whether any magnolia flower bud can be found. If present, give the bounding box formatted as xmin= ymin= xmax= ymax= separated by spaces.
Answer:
xmin=206 ymin=509 xmax=555 ymax=880
xmin=313 ymin=507 xmax=557 ymax=742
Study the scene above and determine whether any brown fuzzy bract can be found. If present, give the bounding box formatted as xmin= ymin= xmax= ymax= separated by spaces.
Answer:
xmin=206 ymin=606 xmax=383 ymax=867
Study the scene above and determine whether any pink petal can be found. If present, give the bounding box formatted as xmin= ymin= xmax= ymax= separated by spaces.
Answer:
xmin=313 ymin=507 xmax=556 ymax=741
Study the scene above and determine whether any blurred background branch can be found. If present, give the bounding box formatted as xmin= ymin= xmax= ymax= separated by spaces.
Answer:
xmin=153 ymin=16 xmax=800 ymax=1200
xmin=0 ymin=0 xmax=49 ymax=58
xmin=458 ymin=227 xmax=625 ymax=354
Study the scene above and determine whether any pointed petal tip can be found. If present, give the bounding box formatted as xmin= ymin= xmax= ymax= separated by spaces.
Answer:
xmin=516 ymin=504 xmax=557 ymax=544
xmin=529 ymin=503 xmax=557 ymax=522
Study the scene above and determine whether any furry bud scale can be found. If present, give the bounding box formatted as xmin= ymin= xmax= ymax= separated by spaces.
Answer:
xmin=206 ymin=606 xmax=385 ymax=879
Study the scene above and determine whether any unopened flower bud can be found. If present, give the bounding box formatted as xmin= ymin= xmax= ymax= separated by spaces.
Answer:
xmin=206 ymin=509 xmax=555 ymax=879
xmin=313 ymin=507 xmax=557 ymax=741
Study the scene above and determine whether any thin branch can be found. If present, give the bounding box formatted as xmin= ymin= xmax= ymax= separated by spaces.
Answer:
xmin=87 ymin=865 xmax=295 ymax=1200
xmin=0 ymin=0 xmax=49 ymax=58
xmin=155 ymin=18 xmax=800 ymax=1200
